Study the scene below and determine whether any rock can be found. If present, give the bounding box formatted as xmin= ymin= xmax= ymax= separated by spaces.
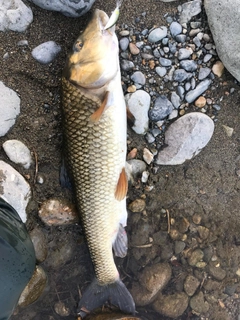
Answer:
xmin=190 ymin=291 xmax=209 ymax=313
xmin=0 ymin=0 xmax=33 ymax=32
xmin=188 ymin=249 xmax=204 ymax=266
xmin=131 ymin=71 xmax=146 ymax=86
xmin=129 ymin=43 xmax=140 ymax=55
xmin=143 ymin=148 xmax=154 ymax=164
xmin=121 ymin=59 xmax=135 ymax=71
xmin=0 ymin=160 xmax=31 ymax=222
xmin=148 ymin=26 xmax=168 ymax=43
xmin=28 ymin=0 xmax=95 ymax=17
xmin=185 ymin=79 xmax=211 ymax=103
xmin=195 ymin=96 xmax=206 ymax=108
xmin=198 ymin=67 xmax=211 ymax=80
xmin=0 ymin=82 xmax=20 ymax=136
xmin=209 ymin=264 xmax=227 ymax=281
xmin=179 ymin=60 xmax=198 ymax=72
xmin=179 ymin=0 xmax=202 ymax=24
xmin=175 ymin=34 xmax=187 ymax=43
xmin=174 ymin=241 xmax=186 ymax=254
xmin=155 ymin=66 xmax=167 ymax=77
xmin=171 ymin=92 xmax=181 ymax=109
xmin=184 ymin=275 xmax=200 ymax=296
xmin=222 ymin=124 xmax=234 ymax=137
xmin=18 ymin=266 xmax=47 ymax=307
xmin=127 ymin=160 xmax=147 ymax=179
xmin=156 ymin=113 xmax=214 ymax=165
xmin=125 ymin=90 xmax=151 ymax=134
xmin=127 ymin=148 xmax=138 ymax=160
xmin=29 ymin=227 xmax=48 ymax=263
xmin=130 ymin=281 xmax=157 ymax=306
xmin=212 ymin=60 xmax=225 ymax=77
xmin=197 ymin=226 xmax=210 ymax=239
xmin=54 ymin=301 xmax=70 ymax=317
xmin=173 ymin=69 xmax=191 ymax=82
xmin=159 ymin=57 xmax=172 ymax=67
xmin=168 ymin=109 xmax=178 ymax=120
xmin=128 ymin=198 xmax=146 ymax=212
xmin=2 ymin=140 xmax=32 ymax=169
xmin=169 ymin=21 xmax=182 ymax=37
xmin=119 ymin=37 xmax=129 ymax=51
xmin=205 ymin=0 xmax=240 ymax=81
xmin=31 ymin=41 xmax=61 ymax=64
xmin=38 ymin=198 xmax=79 ymax=226
xmin=149 ymin=95 xmax=174 ymax=121
xmin=153 ymin=292 xmax=189 ymax=318
xmin=141 ymin=171 xmax=149 ymax=183
xmin=139 ymin=262 xmax=172 ymax=294
xmin=178 ymin=48 xmax=193 ymax=60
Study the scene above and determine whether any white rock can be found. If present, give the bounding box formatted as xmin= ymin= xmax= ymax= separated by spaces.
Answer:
xmin=28 ymin=0 xmax=96 ymax=17
xmin=205 ymin=0 xmax=240 ymax=81
xmin=156 ymin=113 xmax=214 ymax=165
xmin=0 ymin=81 xmax=20 ymax=136
xmin=31 ymin=41 xmax=61 ymax=64
xmin=143 ymin=148 xmax=154 ymax=165
xmin=3 ymin=140 xmax=32 ymax=169
xmin=0 ymin=0 xmax=33 ymax=32
xmin=125 ymin=90 xmax=151 ymax=134
xmin=126 ymin=160 xmax=147 ymax=182
xmin=0 ymin=160 xmax=31 ymax=222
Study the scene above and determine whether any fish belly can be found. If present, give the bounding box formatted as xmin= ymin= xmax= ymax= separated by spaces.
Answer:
xmin=62 ymin=77 xmax=126 ymax=285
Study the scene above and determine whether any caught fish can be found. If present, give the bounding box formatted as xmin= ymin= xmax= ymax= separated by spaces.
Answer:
xmin=61 ymin=9 xmax=135 ymax=319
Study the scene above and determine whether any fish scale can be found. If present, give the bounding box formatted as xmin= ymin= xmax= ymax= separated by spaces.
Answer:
xmin=62 ymin=77 xmax=123 ymax=285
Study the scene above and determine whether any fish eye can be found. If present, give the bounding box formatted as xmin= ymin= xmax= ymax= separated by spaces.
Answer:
xmin=73 ymin=41 xmax=83 ymax=52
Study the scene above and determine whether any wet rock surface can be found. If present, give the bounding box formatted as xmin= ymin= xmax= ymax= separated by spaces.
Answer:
xmin=0 ymin=0 xmax=239 ymax=319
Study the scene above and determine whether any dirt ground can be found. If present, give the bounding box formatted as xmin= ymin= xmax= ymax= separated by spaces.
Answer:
xmin=0 ymin=0 xmax=240 ymax=319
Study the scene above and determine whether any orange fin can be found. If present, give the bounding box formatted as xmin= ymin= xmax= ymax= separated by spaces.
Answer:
xmin=90 ymin=91 xmax=109 ymax=122
xmin=115 ymin=168 xmax=128 ymax=201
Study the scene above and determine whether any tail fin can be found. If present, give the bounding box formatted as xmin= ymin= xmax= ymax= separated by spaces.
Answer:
xmin=77 ymin=278 xmax=135 ymax=318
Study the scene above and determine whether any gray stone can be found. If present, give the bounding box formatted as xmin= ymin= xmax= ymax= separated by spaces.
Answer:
xmin=159 ymin=57 xmax=172 ymax=67
xmin=156 ymin=113 xmax=214 ymax=165
xmin=127 ymin=160 xmax=147 ymax=180
xmin=156 ymin=66 xmax=167 ymax=77
xmin=28 ymin=0 xmax=95 ymax=17
xmin=185 ymin=79 xmax=211 ymax=103
xmin=131 ymin=71 xmax=146 ymax=86
xmin=2 ymin=140 xmax=32 ymax=169
xmin=125 ymin=90 xmax=151 ymax=134
xmin=198 ymin=67 xmax=211 ymax=80
xmin=169 ymin=21 xmax=182 ymax=37
xmin=205 ymin=0 xmax=240 ymax=82
xmin=179 ymin=0 xmax=202 ymax=24
xmin=32 ymin=41 xmax=61 ymax=64
xmin=203 ymin=53 xmax=212 ymax=63
xmin=0 ymin=0 xmax=33 ymax=32
xmin=180 ymin=60 xmax=198 ymax=72
xmin=174 ymin=241 xmax=186 ymax=254
xmin=148 ymin=26 xmax=168 ymax=43
xmin=173 ymin=69 xmax=191 ymax=82
xmin=0 ymin=160 xmax=31 ymax=222
xmin=209 ymin=264 xmax=227 ymax=281
xmin=193 ymin=36 xmax=201 ymax=47
xmin=169 ymin=42 xmax=177 ymax=54
xmin=178 ymin=48 xmax=192 ymax=60
xmin=119 ymin=37 xmax=129 ymax=51
xmin=153 ymin=292 xmax=189 ymax=318
xmin=188 ymin=249 xmax=204 ymax=266
xmin=177 ymin=86 xmax=185 ymax=100
xmin=175 ymin=34 xmax=186 ymax=43
xmin=0 ymin=82 xmax=20 ymax=136
xmin=149 ymin=95 xmax=174 ymax=121
xmin=121 ymin=59 xmax=134 ymax=71
xmin=171 ymin=92 xmax=181 ymax=109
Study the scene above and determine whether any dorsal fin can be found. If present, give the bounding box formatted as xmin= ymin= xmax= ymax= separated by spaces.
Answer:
xmin=115 ymin=168 xmax=128 ymax=201
xmin=89 ymin=91 xmax=109 ymax=122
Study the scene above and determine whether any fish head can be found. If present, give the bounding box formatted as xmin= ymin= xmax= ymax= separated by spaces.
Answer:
xmin=64 ymin=9 xmax=119 ymax=89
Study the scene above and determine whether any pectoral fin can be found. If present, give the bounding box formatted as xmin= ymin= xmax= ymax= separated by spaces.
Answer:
xmin=115 ymin=168 xmax=128 ymax=201
xmin=90 ymin=91 xmax=110 ymax=122
xmin=113 ymin=224 xmax=128 ymax=258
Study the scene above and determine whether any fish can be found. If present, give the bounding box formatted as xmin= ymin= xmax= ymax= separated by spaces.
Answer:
xmin=61 ymin=9 xmax=135 ymax=319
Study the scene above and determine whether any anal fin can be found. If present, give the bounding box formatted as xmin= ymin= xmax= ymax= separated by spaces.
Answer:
xmin=90 ymin=91 xmax=109 ymax=122
xmin=113 ymin=224 xmax=128 ymax=258
xmin=115 ymin=168 xmax=128 ymax=201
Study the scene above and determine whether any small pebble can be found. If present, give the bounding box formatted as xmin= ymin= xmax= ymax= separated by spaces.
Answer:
xmin=212 ymin=61 xmax=224 ymax=77
xmin=143 ymin=148 xmax=154 ymax=164
xmin=129 ymin=42 xmax=140 ymax=55
xmin=128 ymin=198 xmax=146 ymax=212
xmin=195 ymin=96 xmax=206 ymax=108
